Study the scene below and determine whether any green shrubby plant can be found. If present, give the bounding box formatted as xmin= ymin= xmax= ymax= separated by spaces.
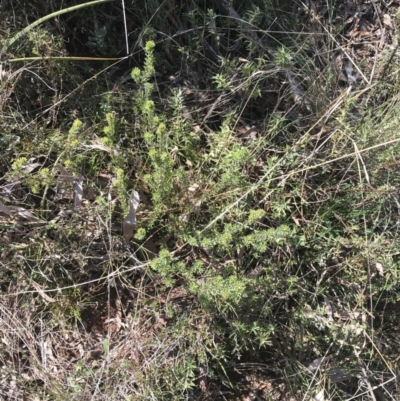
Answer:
xmin=86 ymin=22 xmax=108 ymax=55
xmin=128 ymin=41 xmax=291 ymax=361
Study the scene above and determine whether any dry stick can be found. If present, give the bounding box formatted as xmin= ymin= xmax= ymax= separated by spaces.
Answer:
xmin=352 ymin=139 xmax=370 ymax=185
xmin=121 ymin=0 xmax=129 ymax=55
xmin=369 ymin=45 xmax=379 ymax=85
xmin=2 ymin=0 xmax=116 ymax=55
xmin=353 ymin=138 xmax=375 ymax=373
xmin=7 ymin=56 xmax=123 ymax=62
xmin=360 ymin=366 xmax=378 ymax=401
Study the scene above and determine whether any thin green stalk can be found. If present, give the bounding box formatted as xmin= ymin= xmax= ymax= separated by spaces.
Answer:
xmin=7 ymin=56 xmax=123 ymax=62
xmin=2 ymin=0 xmax=116 ymax=55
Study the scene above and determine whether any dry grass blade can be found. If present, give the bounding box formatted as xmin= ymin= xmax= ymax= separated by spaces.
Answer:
xmin=313 ymin=389 xmax=325 ymax=401
xmin=1 ymin=0 xmax=116 ymax=54
xmin=30 ymin=280 xmax=57 ymax=304
xmin=352 ymin=139 xmax=370 ymax=185
xmin=0 ymin=64 xmax=10 ymax=82
xmin=308 ymin=356 xmax=329 ymax=372
xmin=0 ymin=201 xmax=45 ymax=223
xmin=323 ymin=296 xmax=334 ymax=322
xmin=123 ymin=190 xmax=140 ymax=245
xmin=11 ymin=206 xmax=45 ymax=223
xmin=286 ymin=69 xmax=312 ymax=112
xmin=74 ymin=177 xmax=84 ymax=209
xmin=83 ymin=142 xmax=119 ymax=155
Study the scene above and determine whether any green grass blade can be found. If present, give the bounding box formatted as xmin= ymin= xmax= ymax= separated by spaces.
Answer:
xmin=1 ymin=0 xmax=116 ymax=55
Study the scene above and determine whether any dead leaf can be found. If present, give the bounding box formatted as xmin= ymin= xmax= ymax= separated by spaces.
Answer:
xmin=323 ymin=295 xmax=334 ymax=321
xmin=23 ymin=162 xmax=43 ymax=174
xmin=286 ymin=69 xmax=312 ymax=112
xmin=313 ymin=389 xmax=324 ymax=401
xmin=115 ymin=298 xmax=122 ymax=331
xmin=5 ymin=205 xmax=45 ymax=223
xmin=333 ymin=309 xmax=352 ymax=320
xmin=383 ymin=14 xmax=393 ymax=29
xmin=83 ymin=142 xmax=120 ymax=157
xmin=344 ymin=60 xmax=357 ymax=85
xmin=83 ymin=187 xmax=96 ymax=201
xmin=49 ymin=209 xmax=73 ymax=223
xmin=292 ymin=216 xmax=300 ymax=226
xmin=0 ymin=64 xmax=10 ymax=82
xmin=308 ymin=356 xmax=328 ymax=372
xmin=31 ymin=280 xmax=56 ymax=304
xmin=2 ymin=181 xmax=22 ymax=196
xmin=375 ymin=262 xmax=384 ymax=276
xmin=188 ymin=183 xmax=200 ymax=192
xmin=55 ymin=165 xmax=85 ymax=209
xmin=123 ymin=191 xmax=140 ymax=245
xmin=55 ymin=164 xmax=75 ymax=184
xmin=237 ymin=126 xmax=258 ymax=140
xmin=74 ymin=177 xmax=83 ymax=208
xmin=0 ymin=201 xmax=12 ymax=216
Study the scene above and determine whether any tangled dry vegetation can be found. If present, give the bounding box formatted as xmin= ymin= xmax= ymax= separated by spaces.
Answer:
xmin=1 ymin=0 xmax=400 ymax=400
